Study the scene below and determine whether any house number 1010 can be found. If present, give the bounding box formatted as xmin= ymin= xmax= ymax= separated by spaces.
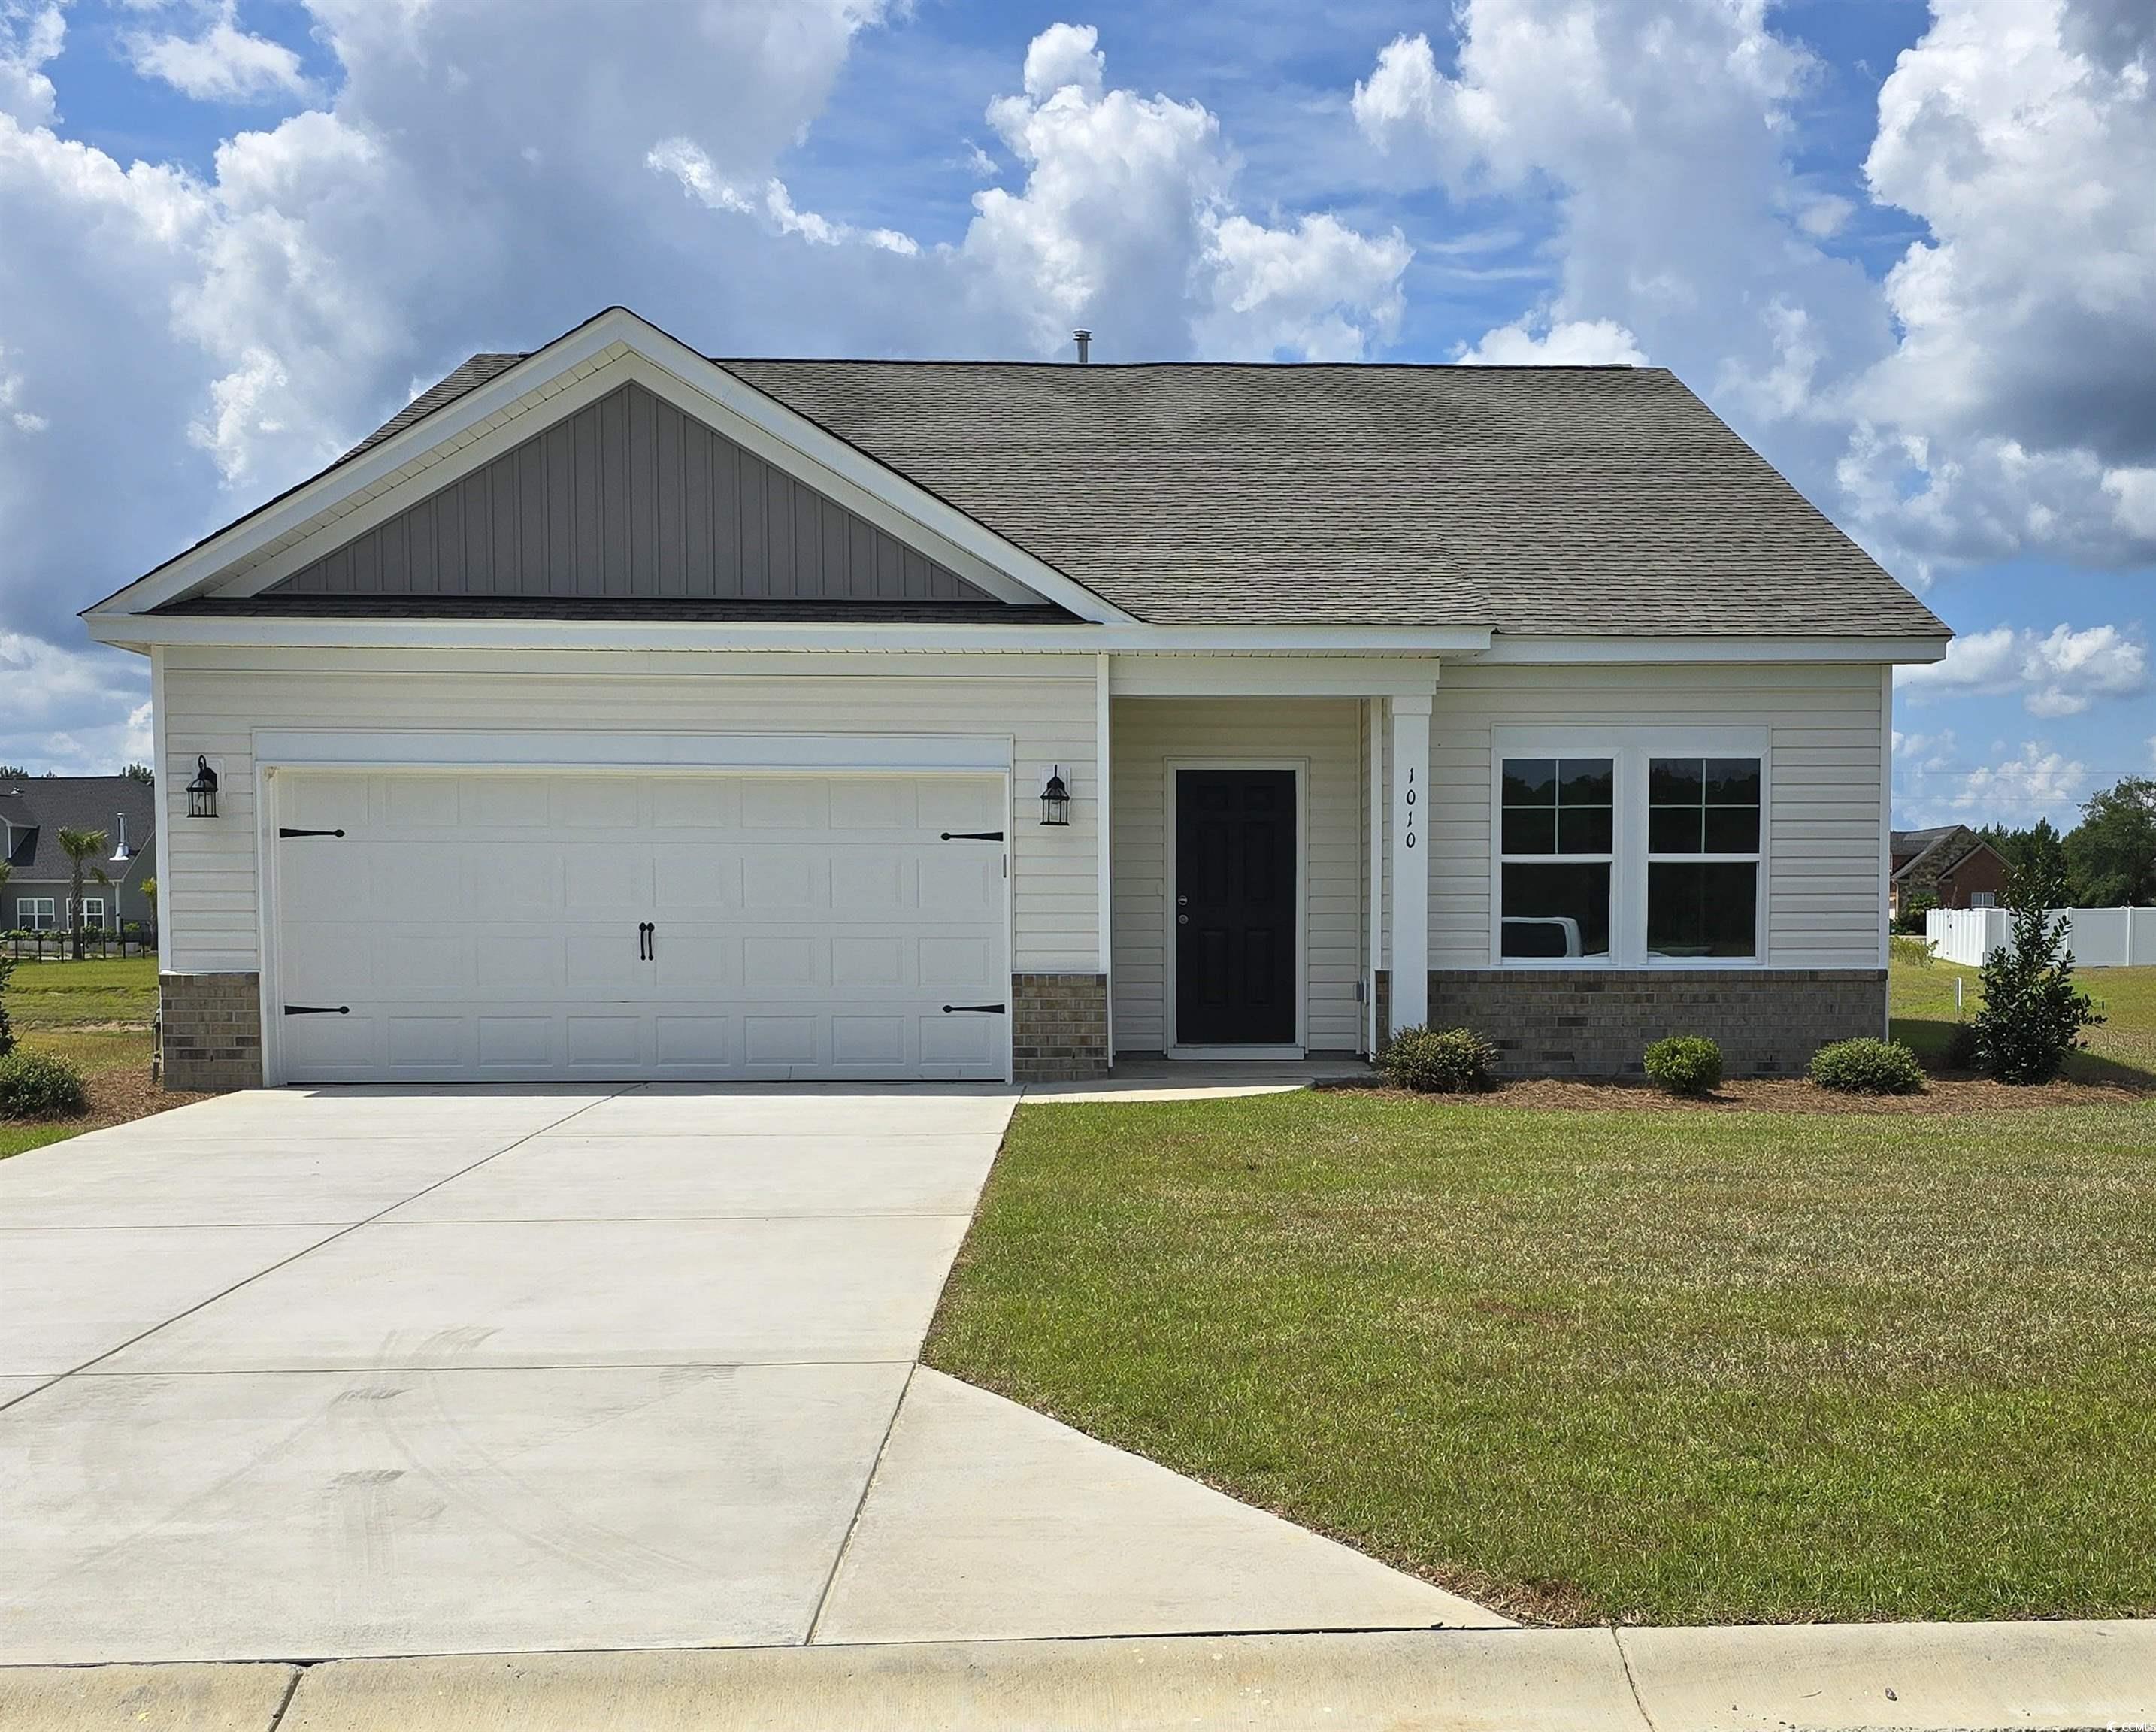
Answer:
xmin=1403 ymin=768 xmax=1417 ymax=849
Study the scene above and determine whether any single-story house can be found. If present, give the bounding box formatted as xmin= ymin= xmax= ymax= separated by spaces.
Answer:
xmin=1 ymin=775 xmax=158 ymax=934
xmin=1888 ymin=825 xmax=2010 ymax=916
xmin=85 ymin=307 xmax=1951 ymax=1092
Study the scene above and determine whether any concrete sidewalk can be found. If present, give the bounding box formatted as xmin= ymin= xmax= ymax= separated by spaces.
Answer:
xmin=5 ymin=1622 xmax=2150 ymax=1731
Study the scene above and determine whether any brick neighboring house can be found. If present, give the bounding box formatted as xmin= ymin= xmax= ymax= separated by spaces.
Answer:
xmin=1889 ymin=825 xmax=2010 ymax=918
xmin=0 ymin=775 xmax=159 ymax=934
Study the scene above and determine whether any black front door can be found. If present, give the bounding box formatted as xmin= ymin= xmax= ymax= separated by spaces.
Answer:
xmin=1176 ymin=768 xmax=1297 ymax=1046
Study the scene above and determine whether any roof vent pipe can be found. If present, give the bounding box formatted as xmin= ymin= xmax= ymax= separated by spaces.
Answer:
xmin=1073 ymin=329 xmax=1091 ymax=365
xmin=112 ymin=813 xmax=131 ymax=862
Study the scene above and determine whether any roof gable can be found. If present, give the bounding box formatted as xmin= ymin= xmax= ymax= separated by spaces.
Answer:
xmin=255 ymin=380 xmax=1010 ymax=611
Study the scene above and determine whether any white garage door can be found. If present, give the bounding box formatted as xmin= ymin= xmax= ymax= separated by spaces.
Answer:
xmin=270 ymin=769 xmax=1010 ymax=1083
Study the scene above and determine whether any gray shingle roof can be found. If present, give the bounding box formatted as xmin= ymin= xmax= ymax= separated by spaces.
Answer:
xmin=343 ymin=354 xmax=525 ymax=463
xmin=336 ymin=353 xmax=1948 ymax=638
xmin=0 ymin=775 xmax=156 ymax=882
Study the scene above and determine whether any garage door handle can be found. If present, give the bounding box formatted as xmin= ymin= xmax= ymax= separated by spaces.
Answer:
xmin=283 ymin=1004 xmax=350 ymax=1016
xmin=638 ymin=922 xmax=654 ymax=961
xmin=940 ymin=831 xmax=1005 ymax=842
xmin=277 ymin=828 xmax=345 ymax=839
xmin=941 ymin=1002 xmax=1007 ymax=1015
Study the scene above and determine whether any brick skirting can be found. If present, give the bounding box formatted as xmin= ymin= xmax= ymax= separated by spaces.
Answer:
xmin=1011 ymin=973 xmax=1110 ymax=1082
xmin=1425 ymin=967 xmax=1888 ymax=1078
xmin=159 ymin=972 xmax=264 ymax=1092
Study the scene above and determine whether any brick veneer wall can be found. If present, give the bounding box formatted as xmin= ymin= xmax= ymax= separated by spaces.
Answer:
xmin=1426 ymin=968 xmax=1887 ymax=1078
xmin=159 ymin=972 xmax=264 ymax=1092
xmin=1012 ymin=973 xmax=1110 ymax=1082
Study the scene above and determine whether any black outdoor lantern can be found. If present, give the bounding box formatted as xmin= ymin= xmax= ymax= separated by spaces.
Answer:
xmin=1040 ymin=765 xmax=1071 ymax=827
xmin=185 ymin=755 xmax=220 ymax=819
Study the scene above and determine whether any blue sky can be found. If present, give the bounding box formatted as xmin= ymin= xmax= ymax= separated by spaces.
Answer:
xmin=2 ymin=0 xmax=2151 ymax=828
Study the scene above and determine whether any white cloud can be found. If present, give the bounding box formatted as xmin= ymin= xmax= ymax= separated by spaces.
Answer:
xmin=1456 ymin=313 xmax=1643 ymax=365
xmin=1897 ymin=621 xmax=2149 ymax=716
xmin=1891 ymin=727 xmax=2094 ymax=829
xmin=128 ymin=2 xmax=313 ymax=102
xmin=1022 ymin=21 xmax=1104 ymax=102
xmin=0 ymin=2 xmax=62 ymax=127
xmin=963 ymin=27 xmax=1409 ymax=359
xmin=650 ymin=142 xmax=919 ymax=254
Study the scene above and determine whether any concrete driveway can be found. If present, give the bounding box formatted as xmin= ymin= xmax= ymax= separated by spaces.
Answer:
xmin=2 ymin=1083 xmax=1494 ymax=1666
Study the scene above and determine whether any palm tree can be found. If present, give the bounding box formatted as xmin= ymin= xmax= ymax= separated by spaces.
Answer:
xmin=57 ymin=828 xmax=111 ymax=961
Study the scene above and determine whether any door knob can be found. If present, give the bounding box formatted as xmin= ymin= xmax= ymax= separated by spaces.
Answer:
xmin=1177 ymin=913 xmax=1189 ymax=925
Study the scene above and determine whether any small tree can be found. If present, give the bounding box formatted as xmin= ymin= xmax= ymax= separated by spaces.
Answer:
xmin=0 ymin=954 xmax=14 ymax=1058
xmin=1972 ymin=858 xmax=2103 ymax=1085
xmin=56 ymin=828 xmax=111 ymax=961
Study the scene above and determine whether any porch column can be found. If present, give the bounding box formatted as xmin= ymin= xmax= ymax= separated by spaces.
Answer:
xmin=1388 ymin=694 xmax=1431 ymax=1031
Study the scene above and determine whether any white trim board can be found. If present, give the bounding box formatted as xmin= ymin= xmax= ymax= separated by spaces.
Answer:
xmin=1162 ymin=758 xmax=1310 ymax=1057
xmin=1475 ymin=634 xmax=1949 ymax=665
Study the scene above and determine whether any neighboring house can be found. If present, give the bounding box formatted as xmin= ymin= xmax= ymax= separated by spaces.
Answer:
xmin=0 ymin=775 xmax=158 ymax=933
xmin=1888 ymin=825 xmax=2011 ymax=916
xmin=84 ymin=307 xmax=1952 ymax=1092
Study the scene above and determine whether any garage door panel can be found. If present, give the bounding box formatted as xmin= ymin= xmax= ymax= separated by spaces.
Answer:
xmin=474 ymin=934 xmax=559 ymax=991
xmin=274 ymin=770 xmax=1008 ymax=1083
xmin=743 ymin=853 xmax=822 ymax=912
xmin=741 ymin=782 xmax=826 ymax=830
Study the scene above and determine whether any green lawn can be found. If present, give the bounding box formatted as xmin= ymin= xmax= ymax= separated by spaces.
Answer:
xmin=2 ymin=957 xmax=161 ymax=1160
xmin=927 ymin=1089 xmax=2156 ymax=1625
xmin=1891 ymin=955 xmax=2156 ymax=1083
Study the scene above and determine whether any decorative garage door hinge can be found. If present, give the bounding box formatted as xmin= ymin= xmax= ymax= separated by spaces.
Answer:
xmin=941 ymin=1002 xmax=1007 ymax=1015
xmin=277 ymin=828 xmax=346 ymax=839
xmin=939 ymin=831 xmax=1004 ymax=841
xmin=283 ymin=1004 xmax=350 ymax=1016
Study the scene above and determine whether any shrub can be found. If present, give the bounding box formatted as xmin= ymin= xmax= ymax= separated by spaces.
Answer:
xmin=1892 ymin=890 xmax=1938 ymax=936
xmin=1381 ymin=1025 xmax=1497 ymax=1094
xmin=1943 ymin=1022 xmax=1981 ymax=1072
xmin=1888 ymin=933 xmax=1936 ymax=969
xmin=1643 ymin=1034 xmax=1723 ymax=1095
xmin=0 ymin=954 xmax=13 ymax=1060
xmin=0 ymin=1049 xmax=89 ymax=1119
xmin=1809 ymin=1037 xmax=1926 ymax=1095
xmin=1971 ymin=860 xmax=2103 ymax=1085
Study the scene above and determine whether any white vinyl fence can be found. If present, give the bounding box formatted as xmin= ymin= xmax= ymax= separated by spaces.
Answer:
xmin=1927 ymin=905 xmax=2156 ymax=968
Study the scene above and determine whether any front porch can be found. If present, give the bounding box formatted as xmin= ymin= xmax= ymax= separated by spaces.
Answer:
xmin=1095 ymin=665 xmax=1434 ymax=1071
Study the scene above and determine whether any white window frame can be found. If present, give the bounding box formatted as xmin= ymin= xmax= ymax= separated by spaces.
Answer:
xmin=1490 ymin=727 xmax=1770 ymax=969
xmin=16 ymin=896 xmax=56 ymax=931
xmin=73 ymin=896 xmax=108 ymax=931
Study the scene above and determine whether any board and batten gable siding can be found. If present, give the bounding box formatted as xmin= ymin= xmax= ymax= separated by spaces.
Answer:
xmin=1110 ymin=697 xmax=1364 ymax=1053
xmin=265 ymin=382 xmax=1001 ymax=606
xmin=1422 ymin=662 xmax=1887 ymax=969
xmin=157 ymin=648 xmax=1099 ymax=976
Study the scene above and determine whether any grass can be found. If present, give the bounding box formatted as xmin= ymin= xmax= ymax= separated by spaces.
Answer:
xmin=1890 ymin=953 xmax=2156 ymax=1084
xmin=4 ymin=955 xmax=160 ymax=1028
xmin=928 ymin=1089 xmax=2156 ymax=1626
xmin=2 ymin=956 xmax=170 ymax=1159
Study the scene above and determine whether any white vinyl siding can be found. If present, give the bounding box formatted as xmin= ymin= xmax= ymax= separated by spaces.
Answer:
xmin=1110 ymin=696 xmax=1363 ymax=1054
xmin=1424 ymin=663 xmax=1885 ymax=970
xmin=159 ymin=647 xmax=1099 ymax=977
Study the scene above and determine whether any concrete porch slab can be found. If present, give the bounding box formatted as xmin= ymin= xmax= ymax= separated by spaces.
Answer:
xmin=95 ymin=1214 xmax=974 ymax=1373
xmin=815 ymin=1367 xmax=1505 ymax=1644
xmin=0 ymin=1363 xmax=908 ymax=1664
xmin=1027 ymin=1058 xmax=1375 ymax=1103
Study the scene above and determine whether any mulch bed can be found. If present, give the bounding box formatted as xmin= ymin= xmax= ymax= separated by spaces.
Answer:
xmin=1328 ymin=1074 xmax=2153 ymax=1116
xmin=83 ymin=1063 xmax=211 ymax=1128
